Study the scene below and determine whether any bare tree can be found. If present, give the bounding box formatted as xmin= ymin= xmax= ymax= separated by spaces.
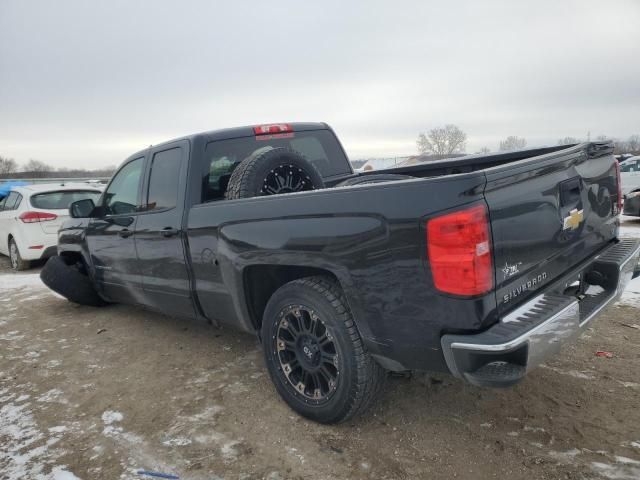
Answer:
xmin=499 ymin=136 xmax=527 ymax=152
xmin=627 ymin=134 xmax=640 ymax=153
xmin=417 ymin=124 xmax=467 ymax=156
xmin=23 ymin=159 xmax=53 ymax=173
xmin=0 ymin=156 xmax=18 ymax=174
xmin=613 ymin=139 xmax=628 ymax=154
xmin=557 ymin=137 xmax=579 ymax=145
xmin=477 ymin=147 xmax=491 ymax=154
xmin=595 ymin=134 xmax=608 ymax=142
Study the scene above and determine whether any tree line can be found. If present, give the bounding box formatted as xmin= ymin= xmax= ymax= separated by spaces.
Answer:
xmin=0 ymin=156 xmax=116 ymax=178
xmin=417 ymin=125 xmax=640 ymax=156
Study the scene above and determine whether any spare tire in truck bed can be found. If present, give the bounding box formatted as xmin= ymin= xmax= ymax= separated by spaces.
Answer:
xmin=225 ymin=147 xmax=324 ymax=200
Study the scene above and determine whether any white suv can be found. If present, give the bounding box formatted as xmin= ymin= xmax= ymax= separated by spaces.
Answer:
xmin=0 ymin=183 xmax=102 ymax=270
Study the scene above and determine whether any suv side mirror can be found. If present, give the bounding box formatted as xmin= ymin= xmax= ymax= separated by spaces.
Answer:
xmin=70 ymin=198 xmax=96 ymax=218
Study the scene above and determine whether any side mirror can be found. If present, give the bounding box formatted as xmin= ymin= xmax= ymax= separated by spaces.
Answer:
xmin=70 ymin=198 xmax=96 ymax=218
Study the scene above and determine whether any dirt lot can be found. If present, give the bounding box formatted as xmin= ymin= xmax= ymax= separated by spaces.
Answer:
xmin=1 ymin=218 xmax=640 ymax=480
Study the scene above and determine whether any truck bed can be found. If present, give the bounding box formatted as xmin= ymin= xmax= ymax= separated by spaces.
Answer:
xmin=186 ymin=141 xmax=620 ymax=373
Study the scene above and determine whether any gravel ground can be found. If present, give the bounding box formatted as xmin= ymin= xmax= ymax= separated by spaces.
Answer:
xmin=1 ymin=217 xmax=639 ymax=480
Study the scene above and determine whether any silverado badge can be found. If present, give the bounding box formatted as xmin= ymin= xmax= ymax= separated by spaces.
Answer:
xmin=562 ymin=208 xmax=584 ymax=231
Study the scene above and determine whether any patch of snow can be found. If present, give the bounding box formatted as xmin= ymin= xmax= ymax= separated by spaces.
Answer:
xmin=0 ymin=273 xmax=46 ymax=291
xmin=618 ymin=381 xmax=639 ymax=388
xmin=524 ymin=426 xmax=546 ymax=433
xmin=101 ymin=410 xmax=123 ymax=425
xmin=162 ymin=437 xmax=192 ymax=446
xmin=37 ymin=389 xmax=68 ymax=404
xmin=549 ymin=448 xmax=582 ymax=463
xmin=46 ymin=360 xmax=62 ymax=369
xmin=50 ymin=466 xmax=82 ymax=480
xmin=0 ymin=402 xmax=59 ymax=479
xmin=592 ymin=460 xmax=640 ymax=480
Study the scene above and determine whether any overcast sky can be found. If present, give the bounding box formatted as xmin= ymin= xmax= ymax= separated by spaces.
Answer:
xmin=1 ymin=0 xmax=639 ymax=169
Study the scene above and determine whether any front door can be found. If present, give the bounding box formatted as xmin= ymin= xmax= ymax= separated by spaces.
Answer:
xmin=86 ymin=156 xmax=145 ymax=304
xmin=135 ymin=143 xmax=194 ymax=318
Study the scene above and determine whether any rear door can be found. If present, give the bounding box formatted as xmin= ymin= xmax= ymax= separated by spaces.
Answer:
xmin=0 ymin=192 xmax=21 ymax=255
xmin=484 ymin=145 xmax=619 ymax=313
xmin=86 ymin=156 xmax=146 ymax=303
xmin=134 ymin=141 xmax=194 ymax=318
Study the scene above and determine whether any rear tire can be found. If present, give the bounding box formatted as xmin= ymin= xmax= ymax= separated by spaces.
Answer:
xmin=40 ymin=256 xmax=106 ymax=306
xmin=261 ymin=276 xmax=386 ymax=424
xmin=225 ymin=147 xmax=324 ymax=200
xmin=9 ymin=238 xmax=30 ymax=271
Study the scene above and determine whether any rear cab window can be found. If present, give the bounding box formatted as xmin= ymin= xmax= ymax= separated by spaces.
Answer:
xmin=200 ymin=129 xmax=350 ymax=203
xmin=30 ymin=190 xmax=102 ymax=210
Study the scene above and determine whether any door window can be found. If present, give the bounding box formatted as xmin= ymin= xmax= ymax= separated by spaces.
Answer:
xmin=104 ymin=158 xmax=144 ymax=215
xmin=147 ymin=148 xmax=182 ymax=211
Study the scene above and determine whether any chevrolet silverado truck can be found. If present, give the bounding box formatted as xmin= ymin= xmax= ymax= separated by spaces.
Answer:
xmin=41 ymin=123 xmax=640 ymax=424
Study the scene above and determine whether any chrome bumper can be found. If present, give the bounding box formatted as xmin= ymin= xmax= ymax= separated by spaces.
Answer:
xmin=441 ymin=239 xmax=640 ymax=387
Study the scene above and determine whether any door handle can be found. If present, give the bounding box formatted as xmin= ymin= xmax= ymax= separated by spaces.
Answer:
xmin=161 ymin=227 xmax=179 ymax=238
xmin=118 ymin=229 xmax=133 ymax=238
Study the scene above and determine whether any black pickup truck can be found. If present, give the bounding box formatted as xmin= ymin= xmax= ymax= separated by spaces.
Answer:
xmin=42 ymin=122 xmax=640 ymax=424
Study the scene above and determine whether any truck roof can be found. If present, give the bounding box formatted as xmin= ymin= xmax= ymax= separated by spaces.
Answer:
xmin=127 ymin=122 xmax=330 ymax=160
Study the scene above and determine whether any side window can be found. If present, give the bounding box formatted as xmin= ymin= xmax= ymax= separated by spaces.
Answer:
xmin=147 ymin=148 xmax=182 ymax=211
xmin=104 ymin=158 xmax=144 ymax=215
xmin=0 ymin=196 xmax=7 ymax=211
xmin=3 ymin=192 xmax=20 ymax=211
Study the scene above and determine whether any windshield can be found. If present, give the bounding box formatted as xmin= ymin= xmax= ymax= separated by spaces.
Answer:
xmin=30 ymin=190 xmax=102 ymax=210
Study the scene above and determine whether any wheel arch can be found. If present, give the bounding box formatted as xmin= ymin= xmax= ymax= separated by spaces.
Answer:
xmin=243 ymin=265 xmax=341 ymax=333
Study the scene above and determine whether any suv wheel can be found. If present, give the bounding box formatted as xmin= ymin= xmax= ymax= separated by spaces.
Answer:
xmin=262 ymin=276 xmax=386 ymax=424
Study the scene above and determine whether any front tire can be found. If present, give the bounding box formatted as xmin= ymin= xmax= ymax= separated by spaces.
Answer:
xmin=9 ymin=238 xmax=30 ymax=271
xmin=40 ymin=256 xmax=106 ymax=306
xmin=261 ymin=276 xmax=386 ymax=424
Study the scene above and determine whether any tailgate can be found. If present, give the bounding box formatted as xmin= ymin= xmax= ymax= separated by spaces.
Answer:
xmin=484 ymin=143 xmax=620 ymax=314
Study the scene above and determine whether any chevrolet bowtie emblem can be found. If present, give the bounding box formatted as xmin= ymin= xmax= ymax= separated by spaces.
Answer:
xmin=563 ymin=208 xmax=584 ymax=231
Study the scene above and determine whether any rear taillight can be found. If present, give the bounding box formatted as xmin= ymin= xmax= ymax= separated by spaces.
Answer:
xmin=427 ymin=204 xmax=493 ymax=296
xmin=19 ymin=211 xmax=58 ymax=223
xmin=614 ymin=160 xmax=623 ymax=214
xmin=253 ymin=123 xmax=292 ymax=135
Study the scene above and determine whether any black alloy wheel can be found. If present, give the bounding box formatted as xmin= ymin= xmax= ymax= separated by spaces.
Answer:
xmin=274 ymin=304 xmax=339 ymax=402
xmin=262 ymin=164 xmax=315 ymax=195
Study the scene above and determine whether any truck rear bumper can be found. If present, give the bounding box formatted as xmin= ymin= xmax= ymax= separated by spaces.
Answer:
xmin=441 ymin=238 xmax=640 ymax=388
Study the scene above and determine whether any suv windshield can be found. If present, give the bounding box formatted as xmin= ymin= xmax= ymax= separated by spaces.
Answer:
xmin=30 ymin=190 xmax=102 ymax=210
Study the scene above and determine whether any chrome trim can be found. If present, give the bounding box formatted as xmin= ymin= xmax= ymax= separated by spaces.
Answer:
xmin=445 ymin=240 xmax=640 ymax=376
